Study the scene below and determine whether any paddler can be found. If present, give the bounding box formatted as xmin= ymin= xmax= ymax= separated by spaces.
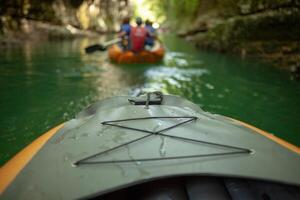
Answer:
xmin=130 ymin=17 xmax=149 ymax=53
xmin=118 ymin=17 xmax=131 ymax=50
xmin=145 ymin=19 xmax=156 ymax=48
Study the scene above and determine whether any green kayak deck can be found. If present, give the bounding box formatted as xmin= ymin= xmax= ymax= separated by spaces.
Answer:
xmin=2 ymin=94 xmax=300 ymax=199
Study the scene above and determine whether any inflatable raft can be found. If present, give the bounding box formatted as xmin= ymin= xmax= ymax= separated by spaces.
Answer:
xmin=1 ymin=92 xmax=300 ymax=199
xmin=108 ymin=43 xmax=164 ymax=64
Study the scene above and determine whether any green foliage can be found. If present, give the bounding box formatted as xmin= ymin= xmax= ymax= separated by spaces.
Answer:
xmin=145 ymin=0 xmax=299 ymax=24
xmin=143 ymin=0 xmax=201 ymax=24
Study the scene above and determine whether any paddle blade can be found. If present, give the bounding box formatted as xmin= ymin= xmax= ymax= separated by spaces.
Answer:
xmin=85 ymin=44 xmax=106 ymax=53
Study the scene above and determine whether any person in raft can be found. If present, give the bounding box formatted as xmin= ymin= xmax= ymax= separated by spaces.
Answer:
xmin=130 ymin=17 xmax=149 ymax=53
xmin=145 ymin=19 xmax=156 ymax=48
xmin=118 ymin=17 xmax=131 ymax=50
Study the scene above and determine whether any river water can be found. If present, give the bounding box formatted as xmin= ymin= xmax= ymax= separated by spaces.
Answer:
xmin=0 ymin=34 xmax=300 ymax=165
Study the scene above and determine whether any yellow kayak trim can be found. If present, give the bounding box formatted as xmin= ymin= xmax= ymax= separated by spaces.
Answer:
xmin=0 ymin=123 xmax=64 ymax=194
xmin=230 ymin=118 xmax=300 ymax=155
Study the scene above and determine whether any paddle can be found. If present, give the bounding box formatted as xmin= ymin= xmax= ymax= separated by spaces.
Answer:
xmin=85 ymin=38 xmax=121 ymax=53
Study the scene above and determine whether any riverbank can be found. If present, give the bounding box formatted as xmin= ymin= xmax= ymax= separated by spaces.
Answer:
xmin=176 ymin=1 xmax=300 ymax=73
xmin=0 ymin=0 xmax=131 ymax=48
xmin=0 ymin=19 xmax=101 ymax=48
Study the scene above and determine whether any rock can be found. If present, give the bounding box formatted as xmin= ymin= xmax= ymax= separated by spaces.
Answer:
xmin=182 ymin=5 xmax=300 ymax=70
xmin=238 ymin=1 xmax=252 ymax=15
xmin=290 ymin=63 xmax=300 ymax=79
xmin=0 ymin=0 xmax=131 ymax=34
xmin=177 ymin=22 xmax=208 ymax=37
xmin=282 ymin=46 xmax=293 ymax=54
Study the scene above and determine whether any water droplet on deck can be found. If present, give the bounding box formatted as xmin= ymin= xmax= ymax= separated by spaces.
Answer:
xmin=115 ymin=164 xmax=128 ymax=177
xmin=159 ymin=136 xmax=166 ymax=157
xmin=69 ymin=135 xmax=78 ymax=140
xmin=135 ymin=161 xmax=141 ymax=165
xmin=71 ymin=163 xmax=78 ymax=168
xmin=81 ymin=132 xmax=89 ymax=137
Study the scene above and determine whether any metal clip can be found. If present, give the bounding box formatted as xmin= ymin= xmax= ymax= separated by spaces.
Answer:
xmin=128 ymin=91 xmax=163 ymax=107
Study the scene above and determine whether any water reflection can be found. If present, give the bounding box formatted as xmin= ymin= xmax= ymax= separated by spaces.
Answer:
xmin=144 ymin=66 xmax=209 ymax=92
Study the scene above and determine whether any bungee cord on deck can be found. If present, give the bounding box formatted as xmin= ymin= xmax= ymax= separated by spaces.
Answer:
xmin=74 ymin=116 xmax=251 ymax=166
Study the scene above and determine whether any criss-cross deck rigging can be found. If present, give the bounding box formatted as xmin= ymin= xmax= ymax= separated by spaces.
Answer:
xmin=74 ymin=116 xmax=251 ymax=166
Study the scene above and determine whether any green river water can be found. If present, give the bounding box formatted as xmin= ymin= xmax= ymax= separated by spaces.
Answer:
xmin=1 ymin=34 xmax=300 ymax=165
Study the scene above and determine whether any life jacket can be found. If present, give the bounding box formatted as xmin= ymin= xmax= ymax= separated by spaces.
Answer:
xmin=145 ymin=25 xmax=155 ymax=34
xmin=121 ymin=24 xmax=131 ymax=36
xmin=145 ymin=25 xmax=155 ymax=46
xmin=130 ymin=26 xmax=147 ymax=52
xmin=120 ymin=24 xmax=131 ymax=50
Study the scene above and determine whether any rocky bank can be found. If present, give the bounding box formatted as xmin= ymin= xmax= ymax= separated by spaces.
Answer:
xmin=0 ymin=0 xmax=131 ymax=46
xmin=178 ymin=0 xmax=300 ymax=71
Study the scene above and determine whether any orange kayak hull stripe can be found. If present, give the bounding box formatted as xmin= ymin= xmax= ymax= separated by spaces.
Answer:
xmin=230 ymin=118 xmax=300 ymax=155
xmin=0 ymin=124 xmax=64 ymax=194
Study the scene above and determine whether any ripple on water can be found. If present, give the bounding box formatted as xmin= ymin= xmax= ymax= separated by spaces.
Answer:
xmin=145 ymin=67 xmax=209 ymax=87
xmin=205 ymin=83 xmax=214 ymax=90
xmin=145 ymin=67 xmax=209 ymax=80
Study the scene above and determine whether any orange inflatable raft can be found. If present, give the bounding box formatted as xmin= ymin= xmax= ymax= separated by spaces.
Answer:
xmin=108 ymin=43 xmax=164 ymax=64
